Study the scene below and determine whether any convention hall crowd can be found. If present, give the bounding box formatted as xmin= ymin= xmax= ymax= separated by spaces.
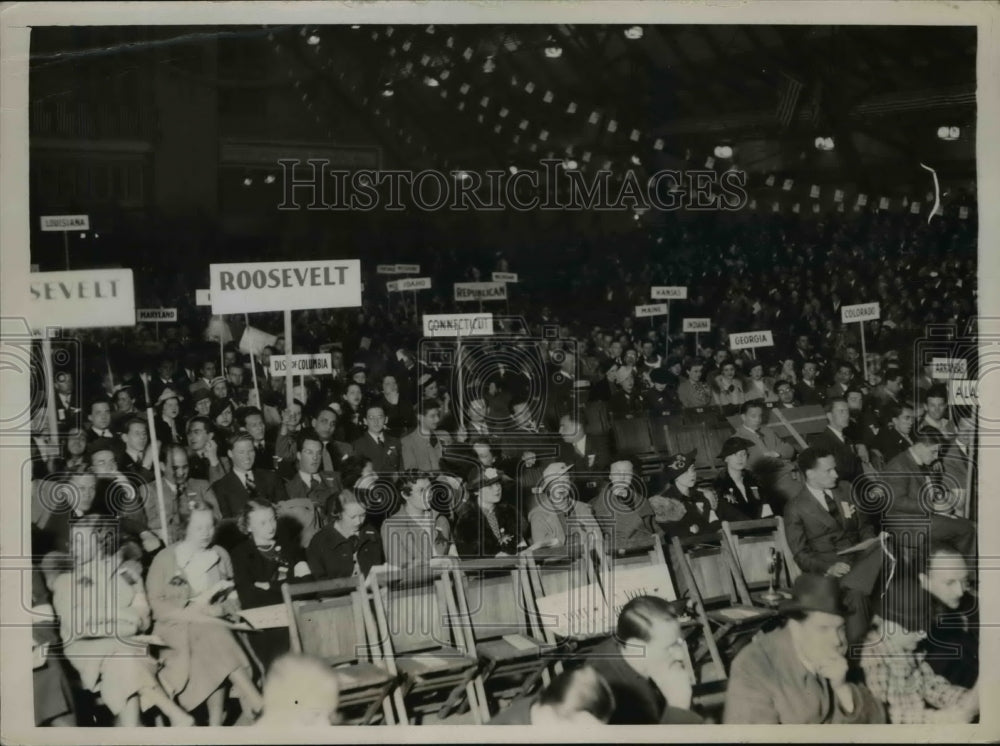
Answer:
xmin=28 ymin=209 xmax=980 ymax=728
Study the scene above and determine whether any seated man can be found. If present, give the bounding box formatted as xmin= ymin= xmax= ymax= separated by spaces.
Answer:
xmin=724 ymin=574 xmax=886 ymax=723
xmin=881 ymin=431 xmax=976 ymax=557
xmin=280 ymin=429 xmax=340 ymax=549
xmin=870 ymin=402 xmax=915 ymax=468
xmin=783 ymin=447 xmax=884 ymax=644
xmin=590 ymin=458 xmax=662 ymax=551
xmin=528 ymin=462 xmax=601 ymax=553
xmin=809 ymin=398 xmax=866 ymax=486
xmin=734 ymin=400 xmax=799 ymax=506
xmin=489 ymin=665 xmax=616 ymax=725
xmin=586 ymin=596 xmax=703 ymax=724
xmin=915 ymin=542 xmax=978 ymax=688
xmin=859 ymin=575 xmax=978 ymax=724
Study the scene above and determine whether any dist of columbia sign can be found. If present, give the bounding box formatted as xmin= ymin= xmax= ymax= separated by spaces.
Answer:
xmin=209 ymin=260 xmax=361 ymax=314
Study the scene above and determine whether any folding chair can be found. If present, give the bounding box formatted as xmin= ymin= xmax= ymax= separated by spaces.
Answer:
xmin=775 ymin=516 xmax=802 ymax=583
xmin=282 ymin=577 xmax=397 ymax=725
xmin=611 ymin=416 xmax=664 ymax=477
xmin=448 ymin=557 xmax=559 ymax=719
xmin=669 ymin=533 xmax=776 ymax=673
xmin=367 ymin=565 xmax=483 ymax=724
xmin=721 ymin=518 xmax=798 ymax=607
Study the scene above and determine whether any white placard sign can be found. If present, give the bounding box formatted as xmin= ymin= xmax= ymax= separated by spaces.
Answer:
xmin=635 ymin=303 xmax=668 ymax=318
xmin=949 ymin=379 xmax=978 ymax=406
xmin=29 ymin=269 xmax=135 ymax=330
xmin=209 ymin=260 xmax=361 ymax=314
xmin=840 ymin=302 xmax=881 ymax=323
xmin=534 ymin=583 xmax=612 ymax=638
xmin=454 ymin=282 xmax=507 ymax=302
xmin=651 ymin=286 xmax=688 ymax=300
xmin=386 ymin=280 xmax=400 ymax=293
xmin=729 ymin=330 xmax=774 ymax=350
xmin=195 ymin=289 xmax=212 ymax=306
xmin=683 ymin=318 xmax=711 ymax=332
xmin=40 ymin=214 xmax=89 ymax=232
xmin=395 ymin=264 xmax=421 ymax=274
xmin=137 ymin=308 xmax=177 ymax=323
xmin=492 ymin=272 xmax=518 ymax=283
xmin=931 ymin=358 xmax=968 ymax=380
xmin=395 ymin=277 xmax=432 ymax=291
xmin=376 ymin=264 xmax=399 ymax=275
xmin=422 ymin=313 xmax=494 ymax=337
xmin=270 ymin=353 xmax=333 ymax=377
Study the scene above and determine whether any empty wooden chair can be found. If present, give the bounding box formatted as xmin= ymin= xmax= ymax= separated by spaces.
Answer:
xmin=721 ymin=518 xmax=798 ymax=607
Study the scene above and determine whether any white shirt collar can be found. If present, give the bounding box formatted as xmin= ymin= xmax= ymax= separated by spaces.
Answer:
xmin=805 ymin=483 xmax=832 ymax=509
xmin=300 ymin=471 xmax=319 ymax=486
xmin=826 ymin=425 xmax=845 ymax=442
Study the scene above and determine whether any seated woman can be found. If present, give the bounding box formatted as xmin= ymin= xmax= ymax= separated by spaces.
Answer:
xmin=147 ymin=500 xmax=263 ymax=724
xmin=712 ymin=436 xmax=771 ymax=521
xmin=51 ymin=515 xmax=193 ymax=726
xmin=338 ymin=454 xmax=385 ymax=530
xmin=33 ymin=567 xmax=75 ymax=727
xmin=230 ymin=499 xmax=311 ymax=674
xmin=528 ymin=462 xmax=601 ymax=554
xmin=453 ymin=467 xmax=525 ymax=559
xmin=209 ymin=399 xmax=236 ymax=451
xmin=307 ymin=491 xmax=384 ymax=579
xmin=379 ymin=470 xmax=454 ymax=567
xmin=154 ymin=387 xmax=186 ymax=447
xmin=490 ymin=665 xmax=616 ymax=725
xmin=649 ymin=450 xmax=720 ymax=537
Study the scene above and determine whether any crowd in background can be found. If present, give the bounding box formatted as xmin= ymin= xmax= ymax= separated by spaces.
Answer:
xmin=27 ymin=209 xmax=979 ymax=727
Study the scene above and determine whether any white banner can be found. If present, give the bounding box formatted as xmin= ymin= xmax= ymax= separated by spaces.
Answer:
xmin=209 ymin=260 xmax=361 ymax=314
xmin=492 ymin=272 xmax=518 ymax=283
xmin=635 ymin=303 xmax=668 ymax=318
xmin=136 ymin=308 xmax=177 ymax=323
xmin=270 ymin=353 xmax=333 ymax=377
xmin=422 ymin=313 xmax=494 ymax=337
xmin=949 ymin=379 xmax=978 ymax=406
xmin=395 ymin=264 xmax=421 ymax=274
xmin=29 ymin=269 xmax=135 ymax=330
xmin=729 ymin=330 xmax=774 ymax=350
xmin=388 ymin=277 xmax=431 ymax=292
xmin=683 ymin=318 xmax=711 ymax=333
xmin=195 ymin=289 xmax=212 ymax=306
xmin=534 ymin=583 xmax=612 ymax=639
xmin=40 ymin=214 xmax=89 ymax=232
xmin=931 ymin=358 xmax=968 ymax=380
xmin=840 ymin=302 xmax=881 ymax=323
xmin=651 ymin=286 xmax=687 ymax=300
xmin=239 ymin=325 xmax=278 ymax=356
xmin=454 ymin=282 xmax=507 ymax=302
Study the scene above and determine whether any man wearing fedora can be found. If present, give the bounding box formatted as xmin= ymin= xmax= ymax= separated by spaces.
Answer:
xmin=784 ymin=446 xmax=884 ymax=645
xmin=859 ymin=573 xmax=979 ymax=723
xmin=724 ymin=574 xmax=886 ymax=723
xmin=527 ymin=462 xmax=601 ymax=552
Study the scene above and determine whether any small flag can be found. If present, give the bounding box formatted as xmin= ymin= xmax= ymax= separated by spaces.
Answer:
xmin=782 ymin=179 xmax=793 ymax=191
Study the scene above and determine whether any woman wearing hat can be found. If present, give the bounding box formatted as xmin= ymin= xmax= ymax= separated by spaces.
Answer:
xmin=712 ymin=436 xmax=770 ymax=522
xmin=649 ymin=450 xmax=720 ymax=536
xmin=453 ymin=466 xmax=524 ymax=559
xmin=209 ymin=398 xmax=235 ymax=450
xmin=859 ymin=577 xmax=979 ymax=724
xmin=154 ymin=387 xmax=185 ymax=447
xmin=743 ymin=360 xmax=778 ymax=403
xmin=527 ymin=462 xmax=601 ymax=552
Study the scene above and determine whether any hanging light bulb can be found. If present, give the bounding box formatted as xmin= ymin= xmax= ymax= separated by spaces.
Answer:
xmin=423 ymin=76 xmax=439 ymax=87
xmin=306 ymin=34 xmax=320 ymax=46
xmin=624 ymin=26 xmax=644 ymax=40
xmin=264 ymin=174 xmax=276 ymax=184
xmin=544 ymin=43 xmax=562 ymax=59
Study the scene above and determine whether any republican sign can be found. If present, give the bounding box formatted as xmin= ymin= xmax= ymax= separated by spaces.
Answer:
xmin=209 ymin=260 xmax=361 ymax=314
xmin=841 ymin=302 xmax=881 ymax=323
xmin=40 ymin=214 xmax=89 ymax=232
xmin=635 ymin=303 xmax=668 ymax=318
xmin=137 ymin=308 xmax=178 ymax=323
xmin=423 ymin=313 xmax=494 ymax=337
xmin=683 ymin=318 xmax=711 ymax=333
xmin=651 ymin=286 xmax=687 ymax=300
xmin=29 ymin=269 xmax=135 ymax=330
xmin=270 ymin=354 xmax=333 ymax=377
xmin=454 ymin=282 xmax=507 ymax=302
xmin=729 ymin=330 xmax=774 ymax=350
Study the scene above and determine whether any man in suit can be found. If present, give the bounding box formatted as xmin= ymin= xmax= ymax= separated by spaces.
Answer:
xmin=117 ymin=416 xmax=154 ymax=484
xmin=84 ymin=397 xmax=115 ymax=441
xmin=401 ymin=398 xmax=451 ymax=472
xmin=773 ymin=380 xmax=799 ymax=409
xmin=870 ymin=367 xmax=905 ymax=420
xmin=918 ymin=385 xmax=956 ymax=439
xmin=53 ymin=370 xmax=82 ymax=431
xmin=236 ymin=406 xmax=276 ymax=471
xmin=794 ymin=360 xmax=824 ymax=406
xmin=143 ymin=444 xmax=221 ymax=544
xmin=352 ymin=404 xmax=402 ymax=474
xmin=783 ymin=447 xmax=884 ymax=644
xmin=557 ymin=413 xmax=611 ymax=502
xmin=881 ymin=432 xmax=976 ymax=557
xmin=870 ymin=402 xmax=914 ymax=467
xmin=826 ymin=361 xmax=855 ymax=402
xmin=280 ymin=429 xmax=339 ymax=549
xmin=185 ymin=416 xmax=231 ymax=483
xmin=292 ymin=406 xmax=353 ymax=477
xmin=939 ymin=413 xmax=976 ymax=522
xmin=808 ymin=399 xmax=865 ymax=486
xmin=211 ymin=433 xmax=287 ymax=521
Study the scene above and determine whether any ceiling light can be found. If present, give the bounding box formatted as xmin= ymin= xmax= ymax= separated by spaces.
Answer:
xmin=624 ymin=26 xmax=643 ymax=40
xmin=544 ymin=44 xmax=562 ymax=59
xmin=306 ymin=34 xmax=320 ymax=46
xmin=350 ymin=25 xmax=360 ymax=30
xmin=456 ymin=171 xmax=471 ymax=181
xmin=937 ymin=126 xmax=960 ymax=141
xmin=424 ymin=76 xmax=439 ymax=87
xmin=264 ymin=175 xmax=276 ymax=184
xmin=714 ymin=145 xmax=733 ymax=159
